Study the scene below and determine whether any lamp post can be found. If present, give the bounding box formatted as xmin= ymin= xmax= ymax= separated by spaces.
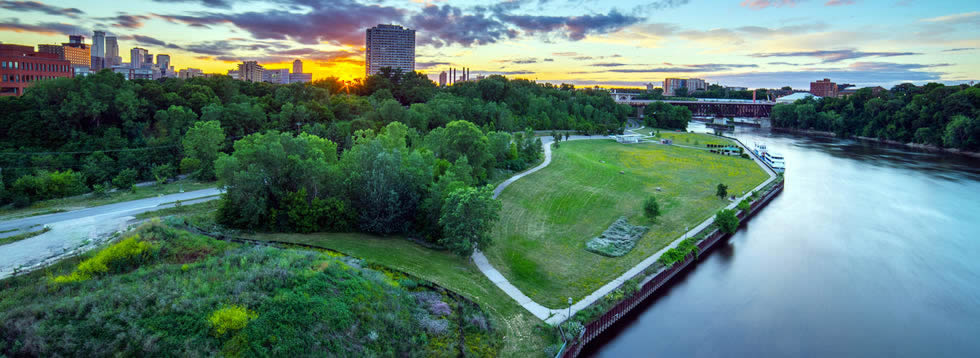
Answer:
xmin=567 ymin=297 xmax=573 ymax=322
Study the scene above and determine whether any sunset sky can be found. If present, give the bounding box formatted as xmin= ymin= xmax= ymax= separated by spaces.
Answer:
xmin=1 ymin=0 xmax=977 ymax=89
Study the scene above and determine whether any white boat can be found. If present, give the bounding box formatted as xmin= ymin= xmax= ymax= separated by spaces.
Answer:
xmin=754 ymin=143 xmax=786 ymax=173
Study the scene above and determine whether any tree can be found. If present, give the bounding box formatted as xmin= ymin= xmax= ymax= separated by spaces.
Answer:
xmin=643 ymin=196 xmax=660 ymax=221
xmin=673 ymin=87 xmax=688 ymax=97
xmin=112 ymin=168 xmax=138 ymax=189
xmin=438 ymin=185 xmax=501 ymax=256
xmin=715 ymin=209 xmax=739 ymax=234
xmin=552 ymin=130 xmax=561 ymax=143
xmin=182 ymin=120 xmax=225 ymax=180
xmin=716 ymin=183 xmax=728 ymax=199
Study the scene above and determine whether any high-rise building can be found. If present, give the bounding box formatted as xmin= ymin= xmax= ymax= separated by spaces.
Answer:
xmin=38 ymin=44 xmax=65 ymax=59
xmin=663 ymin=78 xmax=707 ymax=96
xmin=439 ymin=71 xmax=447 ymax=86
xmin=144 ymin=53 xmax=154 ymax=68
xmin=810 ymin=78 xmax=838 ymax=98
xmin=262 ymin=68 xmax=290 ymax=84
xmin=293 ymin=59 xmax=302 ymax=74
xmin=68 ymin=35 xmax=84 ymax=46
xmin=157 ymin=54 xmax=170 ymax=70
xmin=130 ymin=47 xmax=148 ymax=68
xmin=237 ymin=61 xmax=264 ymax=82
xmin=365 ymin=24 xmax=415 ymax=76
xmin=105 ymin=36 xmax=120 ymax=66
xmin=1 ymin=44 xmax=73 ymax=96
xmin=91 ymin=31 xmax=106 ymax=71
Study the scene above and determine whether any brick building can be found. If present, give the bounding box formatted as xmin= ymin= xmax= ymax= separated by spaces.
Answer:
xmin=810 ymin=78 xmax=838 ymax=98
xmin=0 ymin=44 xmax=73 ymax=96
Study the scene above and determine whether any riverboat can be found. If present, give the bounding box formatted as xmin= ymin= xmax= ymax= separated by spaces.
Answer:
xmin=754 ymin=143 xmax=786 ymax=173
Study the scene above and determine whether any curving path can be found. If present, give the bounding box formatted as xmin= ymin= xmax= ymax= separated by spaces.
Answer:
xmin=472 ymin=127 xmax=777 ymax=324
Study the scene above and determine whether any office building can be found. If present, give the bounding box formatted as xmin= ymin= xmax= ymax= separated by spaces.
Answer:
xmin=157 ymin=54 xmax=171 ymax=76
xmin=112 ymin=67 xmax=154 ymax=80
xmin=289 ymin=72 xmax=312 ymax=83
xmin=237 ymin=61 xmax=264 ymax=82
xmin=130 ymin=47 xmax=148 ymax=69
xmin=1 ymin=44 xmax=73 ymax=96
xmin=37 ymin=44 xmax=64 ymax=59
xmin=144 ymin=53 xmax=154 ymax=69
xmin=810 ymin=78 xmax=838 ymax=98
xmin=262 ymin=68 xmax=290 ymax=84
xmin=61 ymin=34 xmax=91 ymax=68
xmin=105 ymin=36 xmax=120 ymax=66
xmin=91 ymin=30 xmax=105 ymax=71
xmin=663 ymin=78 xmax=707 ymax=96
xmin=293 ymin=59 xmax=303 ymax=74
xmin=439 ymin=71 xmax=447 ymax=86
xmin=68 ymin=35 xmax=84 ymax=47
xmin=365 ymin=24 xmax=415 ymax=76
xmin=179 ymin=68 xmax=204 ymax=79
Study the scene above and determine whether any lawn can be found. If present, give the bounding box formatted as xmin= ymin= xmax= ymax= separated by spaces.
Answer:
xmin=245 ymin=232 xmax=555 ymax=357
xmin=484 ymin=139 xmax=768 ymax=308
xmin=0 ymin=179 xmax=216 ymax=220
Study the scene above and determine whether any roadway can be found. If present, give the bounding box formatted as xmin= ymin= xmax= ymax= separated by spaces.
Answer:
xmin=0 ymin=188 xmax=222 ymax=279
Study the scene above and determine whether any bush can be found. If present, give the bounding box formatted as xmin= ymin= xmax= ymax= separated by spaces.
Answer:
xmin=560 ymin=321 xmax=584 ymax=341
xmin=10 ymin=170 xmax=88 ymax=204
xmin=643 ymin=196 xmax=660 ymax=221
xmin=151 ymin=163 xmax=175 ymax=184
xmin=715 ymin=209 xmax=740 ymax=234
xmin=737 ymin=199 xmax=751 ymax=212
xmin=112 ymin=168 xmax=138 ymax=189
xmin=53 ymin=235 xmax=155 ymax=283
xmin=208 ymin=305 xmax=258 ymax=336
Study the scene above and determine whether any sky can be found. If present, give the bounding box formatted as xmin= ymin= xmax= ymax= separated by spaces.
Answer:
xmin=0 ymin=0 xmax=977 ymax=89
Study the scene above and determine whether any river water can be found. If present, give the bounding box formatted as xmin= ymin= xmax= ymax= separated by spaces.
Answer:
xmin=585 ymin=124 xmax=980 ymax=357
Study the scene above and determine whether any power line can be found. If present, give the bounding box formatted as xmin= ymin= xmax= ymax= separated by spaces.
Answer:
xmin=0 ymin=145 xmax=179 ymax=156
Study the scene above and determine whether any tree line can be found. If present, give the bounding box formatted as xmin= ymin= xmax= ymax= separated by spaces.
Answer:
xmin=771 ymin=83 xmax=980 ymax=151
xmin=0 ymin=68 xmax=632 ymax=206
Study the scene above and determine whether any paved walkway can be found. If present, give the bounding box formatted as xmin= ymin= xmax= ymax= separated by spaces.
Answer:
xmin=471 ymin=127 xmax=778 ymax=324
xmin=0 ymin=188 xmax=222 ymax=279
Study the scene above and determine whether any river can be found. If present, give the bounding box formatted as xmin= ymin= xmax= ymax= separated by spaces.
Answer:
xmin=584 ymin=124 xmax=980 ymax=357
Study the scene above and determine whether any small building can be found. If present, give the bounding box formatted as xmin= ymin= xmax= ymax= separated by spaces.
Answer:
xmin=614 ymin=134 xmax=642 ymax=144
xmin=776 ymin=92 xmax=820 ymax=104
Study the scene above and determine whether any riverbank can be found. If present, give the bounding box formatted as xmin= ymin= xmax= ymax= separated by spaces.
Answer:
xmin=772 ymin=127 xmax=980 ymax=158
xmin=561 ymin=177 xmax=785 ymax=357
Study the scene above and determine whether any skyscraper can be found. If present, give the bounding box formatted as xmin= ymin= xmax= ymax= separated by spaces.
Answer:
xmin=365 ymin=24 xmax=415 ymax=76
xmin=237 ymin=61 xmax=264 ymax=82
xmin=105 ymin=36 xmax=120 ymax=66
xmin=439 ymin=71 xmax=447 ymax=86
xmin=130 ymin=47 xmax=148 ymax=68
xmin=157 ymin=54 xmax=170 ymax=70
xmin=293 ymin=59 xmax=302 ymax=74
xmin=91 ymin=30 xmax=105 ymax=71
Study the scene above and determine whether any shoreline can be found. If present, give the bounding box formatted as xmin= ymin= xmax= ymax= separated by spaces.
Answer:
xmin=771 ymin=127 xmax=980 ymax=158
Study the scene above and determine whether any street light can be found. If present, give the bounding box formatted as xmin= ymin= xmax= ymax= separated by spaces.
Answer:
xmin=567 ymin=297 xmax=573 ymax=321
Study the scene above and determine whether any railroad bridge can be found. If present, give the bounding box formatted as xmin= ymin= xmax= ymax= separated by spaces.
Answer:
xmin=611 ymin=92 xmax=775 ymax=118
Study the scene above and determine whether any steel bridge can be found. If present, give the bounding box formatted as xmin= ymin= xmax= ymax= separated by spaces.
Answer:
xmin=611 ymin=92 xmax=775 ymax=118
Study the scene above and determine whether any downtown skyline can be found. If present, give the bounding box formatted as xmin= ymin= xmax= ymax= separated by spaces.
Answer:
xmin=0 ymin=0 xmax=977 ymax=88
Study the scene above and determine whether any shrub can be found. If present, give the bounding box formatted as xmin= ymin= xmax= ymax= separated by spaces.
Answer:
xmin=10 ymin=170 xmax=88 ymax=204
xmin=715 ymin=209 xmax=740 ymax=234
xmin=643 ymin=196 xmax=660 ymax=221
xmin=151 ymin=163 xmax=175 ymax=184
xmin=208 ymin=305 xmax=258 ymax=336
xmin=112 ymin=168 xmax=138 ymax=189
xmin=560 ymin=321 xmax=584 ymax=341
xmin=737 ymin=199 xmax=751 ymax=212
xmin=53 ymin=235 xmax=154 ymax=283
xmin=428 ymin=301 xmax=452 ymax=316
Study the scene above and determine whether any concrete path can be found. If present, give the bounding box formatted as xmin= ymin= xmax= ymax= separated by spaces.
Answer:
xmin=471 ymin=127 xmax=778 ymax=324
xmin=0 ymin=188 xmax=222 ymax=279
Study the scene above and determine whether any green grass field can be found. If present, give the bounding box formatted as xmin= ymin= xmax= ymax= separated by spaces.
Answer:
xmin=245 ymin=232 xmax=554 ymax=357
xmin=658 ymin=131 xmax=733 ymax=149
xmin=484 ymin=139 xmax=768 ymax=308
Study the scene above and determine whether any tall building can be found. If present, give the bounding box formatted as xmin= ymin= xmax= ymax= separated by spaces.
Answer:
xmin=663 ymin=78 xmax=707 ymax=96
xmin=439 ymin=71 xmax=447 ymax=86
xmin=144 ymin=53 xmax=154 ymax=69
xmin=237 ymin=61 xmax=264 ymax=82
xmin=179 ymin=68 xmax=204 ymax=79
xmin=130 ymin=47 xmax=148 ymax=68
xmin=365 ymin=24 xmax=415 ymax=76
xmin=91 ymin=30 xmax=105 ymax=71
xmin=157 ymin=54 xmax=170 ymax=70
xmin=262 ymin=68 xmax=290 ymax=84
xmin=105 ymin=36 xmax=120 ymax=66
xmin=293 ymin=59 xmax=302 ymax=74
xmin=37 ymin=44 xmax=65 ymax=59
xmin=1 ymin=44 xmax=73 ymax=96
xmin=68 ymin=35 xmax=84 ymax=46
xmin=810 ymin=78 xmax=838 ymax=98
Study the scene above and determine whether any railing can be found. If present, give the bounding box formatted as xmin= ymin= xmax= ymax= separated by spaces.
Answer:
xmin=561 ymin=180 xmax=784 ymax=357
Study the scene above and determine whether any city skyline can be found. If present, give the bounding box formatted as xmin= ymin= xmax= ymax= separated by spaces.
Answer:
xmin=0 ymin=0 xmax=977 ymax=88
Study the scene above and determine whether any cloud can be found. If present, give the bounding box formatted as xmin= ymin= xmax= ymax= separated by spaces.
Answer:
xmin=163 ymin=0 xmax=403 ymax=46
xmin=603 ymin=63 xmax=759 ymax=73
xmin=741 ymin=0 xmax=802 ymax=10
xmin=635 ymin=0 xmax=692 ymax=11
xmin=492 ymin=70 xmax=535 ymax=75
xmin=706 ymin=61 xmax=947 ymax=88
xmin=417 ymin=61 xmax=451 ymax=69
xmin=749 ymin=49 xmax=919 ymax=62
xmin=920 ymin=11 xmax=980 ymax=25
xmin=150 ymin=0 xmax=231 ymax=8
xmin=552 ymin=52 xmax=578 ymax=56
xmin=411 ymin=4 xmax=517 ymax=47
xmin=121 ymin=34 xmax=184 ymax=49
xmin=824 ymin=0 xmax=855 ymax=6
xmin=590 ymin=62 xmax=631 ymax=67
xmin=943 ymin=48 xmax=976 ymax=52
xmin=500 ymin=10 xmax=644 ymax=41
xmin=495 ymin=57 xmax=538 ymax=64
xmin=99 ymin=14 xmax=152 ymax=29
xmin=0 ymin=19 xmax=76 ymax=35
xmin=0 ymin=1 xmax=84 ymax=18
xmin=544 ymin=58 xmax=554 ymax=62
